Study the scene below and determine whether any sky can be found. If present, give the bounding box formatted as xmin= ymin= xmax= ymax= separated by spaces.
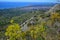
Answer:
xmin=0 ymin=0 xmax=60 ymax=3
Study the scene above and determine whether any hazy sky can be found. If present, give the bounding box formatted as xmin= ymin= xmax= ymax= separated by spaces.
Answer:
xmin=0 ymin=0 xmax=59 ymax=2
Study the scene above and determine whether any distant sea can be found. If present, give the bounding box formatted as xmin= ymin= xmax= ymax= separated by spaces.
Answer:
xmin=0 ymin=2 xmax=57 ymax=9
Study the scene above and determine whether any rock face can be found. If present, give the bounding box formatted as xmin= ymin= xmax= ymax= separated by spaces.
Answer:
xmin=51 ymin=4 xmax=60 ymax=12
xmin=45 ymin=4 xmax=60 ymax=14
xmin=21 ymin=4 xmax=60 ymax=31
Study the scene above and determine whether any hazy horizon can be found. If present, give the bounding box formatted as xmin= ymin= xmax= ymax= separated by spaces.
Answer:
xmin=0 ymin=2 xmax=57 ymax=9
xmin=0 ymin=0 xmax=60 ymax=9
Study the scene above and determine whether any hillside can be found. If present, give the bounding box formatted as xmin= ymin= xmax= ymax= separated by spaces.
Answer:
xmin=21 ymin=4 xmax=60 ymax=40
xmin=0 ymin=4 xmax=60 ymax=40
xmin=0 ymin=4 xmax=54 ymax=26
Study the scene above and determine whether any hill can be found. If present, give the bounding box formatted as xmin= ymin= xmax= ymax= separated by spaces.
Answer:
xmin=0 ymin=4 xmax=55 ymax=26
xmin=0 ymin=3 xmax=60 ymax=40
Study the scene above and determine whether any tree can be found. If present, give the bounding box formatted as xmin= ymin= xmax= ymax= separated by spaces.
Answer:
xmin=5 ymin=23 xmax=22 ymax=40
xmin=29 ymin=23 xmax=46 ymax=40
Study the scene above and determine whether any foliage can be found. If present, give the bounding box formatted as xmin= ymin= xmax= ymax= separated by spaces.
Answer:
xmin=5 ymin=23 xmax=22 ymax=40
xmin=0 ymin=5 xmax=60 ymax=40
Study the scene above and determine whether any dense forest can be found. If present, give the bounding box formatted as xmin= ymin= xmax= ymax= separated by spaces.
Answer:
xmin=0 ymin=4 xmax=60 ymax=40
